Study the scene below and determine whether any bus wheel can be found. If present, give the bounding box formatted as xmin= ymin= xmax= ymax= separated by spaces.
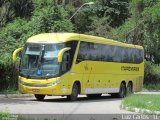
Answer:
xmin=127 ymin=82 xmax=133 ymax=96
xmin=34 ymin=94 xmax=45 ymax=101
xmin=118 ymin=83 xmax=126 ymax=98
xmin=87 ymin=94 xmax=102 ymax=98
xmin=67 ymin=83 xmax=79 ymax=101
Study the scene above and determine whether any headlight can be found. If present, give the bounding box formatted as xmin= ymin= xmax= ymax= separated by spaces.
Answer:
xmin=46 ymin=79 xmax=62 ymax=87
xmin=18 ymin=79 xmax=25 ymax=84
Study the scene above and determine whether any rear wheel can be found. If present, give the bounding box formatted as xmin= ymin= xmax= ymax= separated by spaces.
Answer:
xmin=67 ymin=83 xmax=79 ymax=101
xmin=111 ymin=83 xmax=126 ymax=98
xmin=34 ymin=94 xmax=45 ymax=101
xmin=86 ymin=94 xmax=102 ymax=98
xmin=118 ymin=83 xmax=126 ymax=98
xmin=127 ymin=82 xmax=133 ymax=96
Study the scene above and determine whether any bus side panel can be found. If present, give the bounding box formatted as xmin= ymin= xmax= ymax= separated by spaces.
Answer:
xmin=87 ymin=61 xmax=144 ymax=94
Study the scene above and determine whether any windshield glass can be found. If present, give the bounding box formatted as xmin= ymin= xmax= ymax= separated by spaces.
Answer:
xmin=20 ymin=43 xmax=65 ymax=79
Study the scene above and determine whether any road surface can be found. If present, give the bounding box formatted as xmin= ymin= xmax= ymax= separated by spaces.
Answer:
xmin=1 ymin=92 xmax=159 ymax=120
xmin=0 ymin=94 xmax=133 ymax=114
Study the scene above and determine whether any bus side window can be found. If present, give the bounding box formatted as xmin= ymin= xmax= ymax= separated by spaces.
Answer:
xmin=77 ymin=42 xmax=88 ymax=63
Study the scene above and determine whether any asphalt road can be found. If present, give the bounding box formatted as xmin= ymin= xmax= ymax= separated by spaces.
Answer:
xmin=0 ymin=94 xmax=133 ymax=114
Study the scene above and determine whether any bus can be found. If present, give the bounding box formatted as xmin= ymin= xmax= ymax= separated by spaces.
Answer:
xmin=13 ymin=33 xmax=144 ymax=101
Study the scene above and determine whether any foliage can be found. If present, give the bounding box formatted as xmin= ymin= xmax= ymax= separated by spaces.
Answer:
xmin=144 ymin=61 xmax=160 ymax=85
xmin=0 ymin=112 xmax=10 ymax=120
xmin=86 ymin=17 xmax=113 ymax=38
xmin=111 ymin=18 xmax=136 ymax=42
xmin=143 ymin=1 xmax=160 ymax=63
xmin=0 ymin=53 xmax=18 ymax=91
xmin=0 ymin=0 xmax=33 ymax=27
xmin=122 ymin=94 xmax=160 ymax=112
xmin=73 ymin=6 xmax=96 ymax=33
xmin=68 ymin=0 xmax=130 ymax=37
xmin=143 ymin=84 xmax=160 ymax=91
xmin=95 ymin=0 xmax=130 ymax=27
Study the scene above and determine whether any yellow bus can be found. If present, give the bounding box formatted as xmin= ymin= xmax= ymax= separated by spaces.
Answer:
xmin=13 ymin=33 xmax=144 ymax=101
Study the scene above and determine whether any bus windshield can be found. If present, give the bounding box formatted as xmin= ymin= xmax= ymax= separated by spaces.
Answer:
xmin=20 ymin=43 xmax=65 ymax=79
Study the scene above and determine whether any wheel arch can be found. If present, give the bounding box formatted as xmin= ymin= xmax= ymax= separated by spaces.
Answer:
xmin=121 ymin=81 xmax=127 ymax=88
xmin=128 ymin=81 xmax=133 ymax=87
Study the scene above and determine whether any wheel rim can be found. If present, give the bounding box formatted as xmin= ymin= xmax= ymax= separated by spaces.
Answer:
xmin=72 ymin=88 xmax=78 ymax=97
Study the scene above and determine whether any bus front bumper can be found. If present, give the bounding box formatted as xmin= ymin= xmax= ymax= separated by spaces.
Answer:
xmin=18 ymin=77 xmax=70 ymax=95
xmin=19 ymin=83 xmax=63 ymax=95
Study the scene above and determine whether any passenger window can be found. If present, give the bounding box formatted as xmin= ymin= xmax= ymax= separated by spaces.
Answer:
xmin=77 ymin=41 xmax=143 ymax=64
xmin=77 ymin=42 xmax=89 ymax=61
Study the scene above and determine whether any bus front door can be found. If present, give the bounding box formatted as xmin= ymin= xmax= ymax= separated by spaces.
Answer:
xmin=83 ymin=61 xmax=94 ymax=94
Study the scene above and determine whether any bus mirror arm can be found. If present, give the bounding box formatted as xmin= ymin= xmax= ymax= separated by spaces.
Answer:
xmin=58 ymin=47 xmax=71 ymax=63
xmin=12 ymin=48 xmax=23 ymax=62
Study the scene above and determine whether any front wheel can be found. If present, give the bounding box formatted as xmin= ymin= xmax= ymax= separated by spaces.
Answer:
xmin=34 ymin=94 xmax=45 ymax=101
xmin=67 ymin=83 xmax=79 ymax=101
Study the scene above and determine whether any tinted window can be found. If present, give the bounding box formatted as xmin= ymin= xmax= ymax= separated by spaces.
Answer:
xmin=90 ymin=43 xmax=101 ymax=61
xmin=77 ymin=41 xmax=143 ymax=64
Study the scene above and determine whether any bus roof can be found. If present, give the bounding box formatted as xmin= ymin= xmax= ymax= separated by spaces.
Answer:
xmin=27 ymin=33 xmax=143 ymax=49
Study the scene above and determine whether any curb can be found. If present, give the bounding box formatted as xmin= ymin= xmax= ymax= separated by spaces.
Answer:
xmin=121 ymin=105 xmax=160 ymax=114
xmin=134 ymin=92 xmax=160 ymax=95
xmin=142 ymin=89 xmax=160 ymax=92
xmin=0 ymin=94 xmax=33 ymax=98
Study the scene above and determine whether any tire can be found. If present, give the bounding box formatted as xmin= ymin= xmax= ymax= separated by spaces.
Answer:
xmin=34 ymin=94 xmax=45 ymax=101
xmin=126 ymin=82 xmax=133 ymax=96
xmin=86 ymin=94 xmax=102 ymax=98
xmin=67 ymin=83 xmax=79 ymax=101
xmin=111 ymin=83 xmax=126 ymax=98
xmin=110 ymin=93 xmax=118 ymax=98
xmin=118 ymin=83 xmax=126 ymax=98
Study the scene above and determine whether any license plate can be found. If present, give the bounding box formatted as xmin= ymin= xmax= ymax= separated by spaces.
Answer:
xmin=32 ymin=89 xmax=40 ymax=92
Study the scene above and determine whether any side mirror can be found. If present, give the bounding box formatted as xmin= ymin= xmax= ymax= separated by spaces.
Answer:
xmin=58 ymin=47 xmax=71 ymax=63
xmin=12 ymin=48 xmax=23 ymax=62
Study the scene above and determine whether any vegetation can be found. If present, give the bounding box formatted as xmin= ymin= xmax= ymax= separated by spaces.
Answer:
xmin=0 ymin=112 xmax=10 ymax=120
xmin=144 ymin=84 xmax=160 ymax=91
xmin=0 ymin=0 xmax=160 ymax=91
xmin=144 ymin=61 xmax=160 ymax=90
xmin=122 ymin=94 xmax=160 ymax=112
xmin=0 ymin=112 xmax=34 ymax=120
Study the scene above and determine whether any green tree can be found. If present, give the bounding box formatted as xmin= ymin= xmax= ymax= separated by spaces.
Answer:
xmin=0 ymin=0 xmax=33 ymax=27
xmin=67 ymin=0 xmax=130 ymax=36
xmin=96 ymin=0 xmax=130 ymax=27
xmin=86 ymin=17 xmax=113 ymax=38
xmin=143 ymin=1 xmax=160 ymax=63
